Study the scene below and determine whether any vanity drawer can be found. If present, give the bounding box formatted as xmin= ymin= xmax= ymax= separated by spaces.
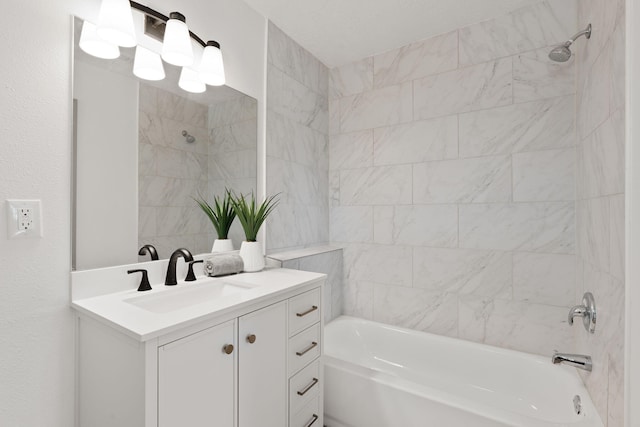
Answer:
xmin=288 ymin=323 xmax=321 ymax=376
xmin=290 ymin=395 xmax=321 ymax=427
xmin=289 ymin=288 xmax=321 ymax=337
xmin=289 ymin=359 xmax=320 ymax=414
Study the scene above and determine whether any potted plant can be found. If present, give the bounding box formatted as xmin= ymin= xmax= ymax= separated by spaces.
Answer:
xmin=230 ymin=192 xmax=279 ymax=272
xmin=195 ymin=190 xmax=236 ymax=252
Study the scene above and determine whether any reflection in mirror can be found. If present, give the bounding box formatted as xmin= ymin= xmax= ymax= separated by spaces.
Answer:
xmin=72 ymin=17 xmax=257 ymax=271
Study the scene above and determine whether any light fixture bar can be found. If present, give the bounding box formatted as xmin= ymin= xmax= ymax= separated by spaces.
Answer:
xmin=129 ymin=1 xmax=206 ymax=47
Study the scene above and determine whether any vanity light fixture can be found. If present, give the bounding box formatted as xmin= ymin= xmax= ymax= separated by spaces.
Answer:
xmin=96 ymin=0 xmax=137 ymax=47
xmin=86 ymin=0 xmax=225 ymax=93
xmin=133 ymin=45 xmax=165 ymax=81
xmin=79 ymin=21 xmax=121 ymax=59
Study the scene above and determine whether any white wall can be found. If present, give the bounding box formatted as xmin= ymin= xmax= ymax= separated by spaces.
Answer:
xmin=0 ymin=1 xmax=266 ymax=425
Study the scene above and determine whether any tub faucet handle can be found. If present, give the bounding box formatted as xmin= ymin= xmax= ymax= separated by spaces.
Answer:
xmin=568 ymin=292 xmax=596 ymax=333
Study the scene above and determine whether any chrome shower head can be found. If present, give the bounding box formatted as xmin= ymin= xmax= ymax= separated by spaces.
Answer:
xmin=548 ymin=23 xmax=592 ymax=63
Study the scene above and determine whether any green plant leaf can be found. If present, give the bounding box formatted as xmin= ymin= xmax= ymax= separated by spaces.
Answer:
xmin=230 ymin=192 xmax=280 ymax=242
xmin=194 ymin=189 xmax=236 ymax=239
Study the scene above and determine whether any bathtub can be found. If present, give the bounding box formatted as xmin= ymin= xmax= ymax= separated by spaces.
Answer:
xmin=324 ymin=316 xmax=603 ymax=427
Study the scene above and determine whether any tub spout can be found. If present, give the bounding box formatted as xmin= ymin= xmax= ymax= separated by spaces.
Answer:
xmin=552 ymin=352 xmax=592 ymax=372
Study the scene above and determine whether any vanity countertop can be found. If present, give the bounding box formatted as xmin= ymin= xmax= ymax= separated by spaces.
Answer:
xmin=72 ymin=268 xmax=325 ymax=342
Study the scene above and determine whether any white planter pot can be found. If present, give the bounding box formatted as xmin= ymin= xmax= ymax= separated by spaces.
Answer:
xmin=212 ymin=238 xmax=234 ymax=253
xmin=239 ymin=241 xmax=264 ymax=272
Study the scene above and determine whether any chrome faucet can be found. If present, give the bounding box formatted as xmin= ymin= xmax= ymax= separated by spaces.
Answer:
xmin=165 ymin=248 xmax=194 ymax=286
xmin=552 ymin=351 xmax=592 ymax=372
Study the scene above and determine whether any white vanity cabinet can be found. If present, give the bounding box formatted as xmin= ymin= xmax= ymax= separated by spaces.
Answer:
xmin=74 ymin=271 xmax=324 ymax=427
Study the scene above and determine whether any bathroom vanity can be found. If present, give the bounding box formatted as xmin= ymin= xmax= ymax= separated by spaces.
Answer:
xmin=72 ymin=266 xmax=325 ymax=427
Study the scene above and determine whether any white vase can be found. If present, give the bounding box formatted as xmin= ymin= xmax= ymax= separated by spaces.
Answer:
xmin=239 ymin=241 xmax=264 ymax=272
xmin=212 ymin=238 xmax=234 ymax=253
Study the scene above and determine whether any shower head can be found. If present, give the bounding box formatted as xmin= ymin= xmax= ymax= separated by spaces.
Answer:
xmin=548 ymin=23 xmax=592 ymax=62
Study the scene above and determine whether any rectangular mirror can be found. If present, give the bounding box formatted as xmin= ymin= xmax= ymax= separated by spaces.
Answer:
xmin=72 ymin=17 xmax=257 ymax=270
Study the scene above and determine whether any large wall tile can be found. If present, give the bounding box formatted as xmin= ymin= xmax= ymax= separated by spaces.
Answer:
xmin=459 ymin=96 xmax=575 ymax=158
xmin=340 ymin=165 xmax=412 ymax=205
xmin=513 ymin=48 xmax=575 ymax=102
xmin=343 ymin=243 xmax=413 ymax=288
xmin=610 ymin=194 xmax=624 ymax=282
xmin=460 ymin=202 xmax=575 ymax=253
xmin=373 ymin=31 xmax=458 ymax=87
xmin=459 ymin=0 xmax=577 ymax=66
xmin=339 ymin=82 xmax=413 ymax=132
xmin=577 ymin=198 xmax=610 ymax=273
xmin=373 ymin=284 xmax=458 ymax=336
xmin=392 ymin=205 xmax=458 ymax=247
xmin=373 ymin=116 xmax=458 ymax=166
xmin=267 ymin=110 xmax=327 ymax=169
xmin=513 ymin=148 xmax=575 ymax=202
xmin=298 ymin=250 xmax=344 ymax=322
xmin=342 ymin=279 xmax=374 ymax=319
xmin=413 ymin=247 xmax=512 ymax=298
xmin=413 ymin=156 xmax=512 ymax=204
xmin=330 ymin=206 xmax=373 ymax=243
xmin=413 ymin=59 xmax=513 ymax=120
xmin=513 ymin=252 xmax=575 ymax=306
xmin=578 ymin=44 xmax=611 ymax=140
xmin=330 ymin=57 xmax=373 ymax=100
xmin=330 ymin=130 xmax=374 ymax=171
xmin=373 ymin=206 xmax=394 ymax=245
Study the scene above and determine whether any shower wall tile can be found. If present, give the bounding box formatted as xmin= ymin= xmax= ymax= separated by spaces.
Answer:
xmin=329 ymin=98 xmax=340 ymax=136
xmin=413 ymin=247 xmax=512 ymax=298
xmin=577 ymin=43 xmax=611 ymax=140
xmin=268 ymin=64 xmax=328 ymax=133
xmin=413 ymin=156 xmax=512 ymax=204
xmin=513 ymin=252 xmax=576 ymax=307
xmin=391 ymin=205 xmax=458 ymax=247
xmin=339 ymin=82 xmax=413 ymax=132
xmin=459 ymin=202 xmax=575 ymax=253
xmin=343 ymin=279 xmax=374 ymax=319
xmin=267 ymin=110 xmax=327 ymax=168
xmin=329 ymin=130 xmax=374 ymax=171
xmin=343 ymin=243 xmax=413 ymax=288
xmin=340 ymin=165 xmax=412 ymax=205
xmin=210 ymin=120 xmax=258 ymax=154
xmin=373 ymin=116 xmax=458 ymax=166
xmin=513 ymin=48 xmax=575 ymax=102
xmin=513 ymin=148 xmax=575 ymax=202
xmin=373 ymin=284 xmax=458 ymax=336
xmin=413 ymin=58 xmax=513 ymax=120
xmin=372 ymin=206 xmax=394 ymax=245
xmin=458 ymin=0 xmax=576 ymax=66
xmin=610 ymin=194 xmax=624 ymax=282
xmin=138 ymin=207 xmax=156 ymax=239
xmin=373 ymin=31 xmax=458 ymax=87
xmin=459 ymin=296 xmax=572 ymax=355
xmin=330 ymin=206 xmax=373 ymax=243
xmin=458 ymin=96 xmax=575 ymax=158
xmin=329 ymin=57 xmax=373 ymax=100
xmin=297 ymin=249 xmax=344 ymax=322
xmin=577 ymin=197 xmax=610 ymax=273
xmin=208 ymin=96 xmax=257 ymax=128
xmin=610 ymin=22 xmax=625 ymax=113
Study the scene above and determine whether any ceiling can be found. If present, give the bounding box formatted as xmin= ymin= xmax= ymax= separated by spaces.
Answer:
xmin=243 ymin=0 xmax=542 ymax=68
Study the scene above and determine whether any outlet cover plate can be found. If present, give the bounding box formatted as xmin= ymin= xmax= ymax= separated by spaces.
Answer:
xmin=6 ymin=199 xmax=42 ymax=239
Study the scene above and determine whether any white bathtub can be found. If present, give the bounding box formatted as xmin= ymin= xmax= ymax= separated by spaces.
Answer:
xmin=324 ymin=316 xmax=603 ymax=427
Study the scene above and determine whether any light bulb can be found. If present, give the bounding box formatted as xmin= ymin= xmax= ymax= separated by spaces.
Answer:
xmin=199 ymin=41 xmax=225 ymax=86
xmin=96 ymin=0 xmax=136 ymax=47
xmin=161 ymin=12 xmax=194 ymax=67
xmin=179 ymin=67 xmax=206 ymax=93
xmin=133 ymin=46 xmax=165 ymax=81
xmin=79 ymin=21 xmax=120 ymax=59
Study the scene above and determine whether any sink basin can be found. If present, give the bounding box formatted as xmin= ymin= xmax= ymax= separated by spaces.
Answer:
xmin=124 ymin=281 xmax=253 ymax=314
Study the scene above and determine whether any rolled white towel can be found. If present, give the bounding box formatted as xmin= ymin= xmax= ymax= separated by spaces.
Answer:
xmin=204 ymin=254 xmax=244 ymax=277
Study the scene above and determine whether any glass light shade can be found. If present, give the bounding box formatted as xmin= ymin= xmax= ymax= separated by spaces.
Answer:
xmin=133 ymin=46 xmax=165 ymax=81
xmin=161 ymin=13 xmax=194 ymax=66
xmin=178 ymin=67 xmax=206 ymax=93
xmin=96 ymin=0 xmax=137 ymax=47
xmin=199 ymin=41 xmax=226 ymax=86
xmin=79 ymin=21 xmax=120 ymax=59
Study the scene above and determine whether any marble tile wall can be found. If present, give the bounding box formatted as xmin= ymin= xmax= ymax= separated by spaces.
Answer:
xmin=575 ymin=0 xmax=625 ymax=425
xmin=330 ymin=0 xmax=578 ymax=357
xmin=138 ymin=84 xmax=211 ymax=259
xmin=266 ymin=22 xmax=330 ymax=251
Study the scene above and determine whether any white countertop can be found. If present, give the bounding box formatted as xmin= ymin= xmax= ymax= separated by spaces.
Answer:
xmin=72 ymin=268 xmax=325 ymax=342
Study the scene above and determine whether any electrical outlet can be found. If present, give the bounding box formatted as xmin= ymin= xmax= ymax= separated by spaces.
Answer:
xmin=6 ymin=200 xmax=43 ymax=239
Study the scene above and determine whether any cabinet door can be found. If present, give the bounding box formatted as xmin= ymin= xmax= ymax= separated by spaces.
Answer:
xmin=238 ymin=301 xmax=287 ymax=427
xmin=158 ymin=319 xmax=236 ymax=427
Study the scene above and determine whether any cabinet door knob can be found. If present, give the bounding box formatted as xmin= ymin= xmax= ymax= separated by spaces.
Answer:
xmin=246 ymin=334 xmax=256 ymax=344
xmin=223 ymin=344 xmax=234 ymax=354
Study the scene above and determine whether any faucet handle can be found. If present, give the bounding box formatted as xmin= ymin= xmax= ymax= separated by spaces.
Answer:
xmin=185 ymin=260 xmax=204 ymax=282
xmin=568 ymin=292 xmax=596 ymax=333
xmin=128 ymin=269 xmax=152 ymax=292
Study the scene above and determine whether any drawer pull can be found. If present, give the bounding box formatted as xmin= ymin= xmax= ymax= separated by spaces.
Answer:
xmin=297 ymin=377 xmax=319 ymax=396
xmin=304 ymin=414 xmax=318 ymax=427
xmin=296 ymin=341 xmax=318 ymax=356
xmin=296 ymin=305 xmax=318 ymax=317
xmin=223 ymin=344 xmax=234 ymax=355
xmin=246 ymin=334 xmax=256 ymax=344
